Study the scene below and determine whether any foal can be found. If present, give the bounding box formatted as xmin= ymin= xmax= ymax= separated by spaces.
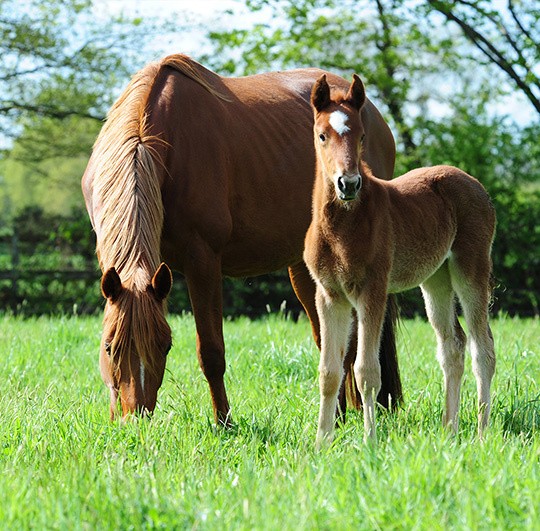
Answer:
xmin=304 ymin=74 xmax=496 ymax=446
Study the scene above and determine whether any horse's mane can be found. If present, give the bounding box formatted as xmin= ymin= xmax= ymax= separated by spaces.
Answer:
xmin=162 ymin=54 xmax=231 ymax=101
xmin=92 ymin=60 xmax=163 ymax=287
xmin=92 ymin=54 xmax=227 ymax=287
xmin=91 ymin=54 xmax=227 ymax=372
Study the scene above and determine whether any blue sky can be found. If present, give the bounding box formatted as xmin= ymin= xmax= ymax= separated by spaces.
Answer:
xmin=91 ymin=0 xmax=534 ymax=126
xmin=93 ymin=0 xmax=260 ymax=56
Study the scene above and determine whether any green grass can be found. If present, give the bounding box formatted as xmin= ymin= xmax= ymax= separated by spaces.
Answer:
xmin=0 ymin=313 xmax=538 ymax=529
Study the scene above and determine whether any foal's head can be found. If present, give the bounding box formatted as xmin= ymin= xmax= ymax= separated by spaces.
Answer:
xmin=311 ymin=74 xmax=366 ymax=202
xmin=99 ymin=263 xmax=173 ymax=420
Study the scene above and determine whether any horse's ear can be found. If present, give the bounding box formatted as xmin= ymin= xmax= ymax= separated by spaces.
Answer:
xmin=346 ymin=74 xmax=366 ymax=110
xmin=311 ymin=74 xmax=331 ymax=112
xmin=101 ymin=267 xmax=123 ymax=302
xmin=151 ymin=262 xmax=172 ymax=302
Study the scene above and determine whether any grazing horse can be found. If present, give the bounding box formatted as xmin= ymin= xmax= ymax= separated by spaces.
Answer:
xmin=81 ymin=54 xmax=401 ymax=422
xmin=304 ymin=74 xmax=496 ymax=446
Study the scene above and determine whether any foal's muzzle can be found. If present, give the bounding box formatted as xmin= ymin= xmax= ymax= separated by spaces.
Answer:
xmin=336 ymin=174 xmax=362 ymax=201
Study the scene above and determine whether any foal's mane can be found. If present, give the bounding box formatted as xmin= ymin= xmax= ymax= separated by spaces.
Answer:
xmin=91 ymin=54 xmax=227 ymax=371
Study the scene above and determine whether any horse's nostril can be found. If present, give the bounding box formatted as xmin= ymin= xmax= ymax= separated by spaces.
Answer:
xmin=338 ymin=176 xmax=346 ymax=193
xmin=355 ymin=178 xmax=361 ymax=191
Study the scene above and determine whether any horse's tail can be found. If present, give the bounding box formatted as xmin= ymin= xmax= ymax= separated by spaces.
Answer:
xmin=345 ymin=294 xmax=403 ymax=410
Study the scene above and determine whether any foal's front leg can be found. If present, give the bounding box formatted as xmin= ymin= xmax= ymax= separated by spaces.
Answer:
xmin=315 ymin=287 xmax=353 ymax=449
xmin=354 ymin=285 xmax=387 ymax=443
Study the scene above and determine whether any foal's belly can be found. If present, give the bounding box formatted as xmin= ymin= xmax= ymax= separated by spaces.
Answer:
xmin=387 ymin=242 xmax=451 ymax=293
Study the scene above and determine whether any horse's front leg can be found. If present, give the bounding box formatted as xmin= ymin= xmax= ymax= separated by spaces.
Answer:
xmin=315 ymin=286 xmax=353 ymax=449
xmin=184 ymin=241 xmax=230 ymax=426
xmin=354 ymin=282 xmax=387 ymax=444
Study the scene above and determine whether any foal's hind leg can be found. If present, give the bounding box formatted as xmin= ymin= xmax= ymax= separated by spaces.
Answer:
xmin=421 ymin=263 xmax=466 ymax=433
xmin=449 ymin=254 xmax=495 ymax=436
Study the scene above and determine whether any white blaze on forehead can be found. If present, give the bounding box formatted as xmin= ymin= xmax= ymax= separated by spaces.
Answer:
xmin=329 ymin=110 xmax=350 ymax=135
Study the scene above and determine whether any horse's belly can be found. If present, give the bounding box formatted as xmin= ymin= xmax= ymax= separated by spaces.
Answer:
xmin=221 ymin=232 xmax=305 ymax=277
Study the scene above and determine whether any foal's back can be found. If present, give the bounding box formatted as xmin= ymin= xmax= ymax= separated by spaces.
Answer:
xmin=381 ymin=165 xmax=495 ymax=293
xmin=388 ymin=164 xmax=494 ymax=223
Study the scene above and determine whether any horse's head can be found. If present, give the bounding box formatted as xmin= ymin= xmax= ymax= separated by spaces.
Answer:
xmin=311 ymin=74 xmax=366 ymax=202
xmin=99 ymin=262 xmax=173 ymax=420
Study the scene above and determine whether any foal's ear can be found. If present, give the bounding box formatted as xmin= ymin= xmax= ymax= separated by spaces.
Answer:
xmin=311 ymin=74 xmax=331 ymax=112
xmin=101 ymin=267 xmax=123 ymax=302
xmin=346 ymin=74 xmax=366 ymax=110
xmin=151 ymin=262 xmax=173 ymax=302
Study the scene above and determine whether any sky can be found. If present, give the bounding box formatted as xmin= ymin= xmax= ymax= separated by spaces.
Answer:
xmin=89 ymin=0 xmax=534 ymax=126
xmin=92 ymin=0 xmax=262 ymax=57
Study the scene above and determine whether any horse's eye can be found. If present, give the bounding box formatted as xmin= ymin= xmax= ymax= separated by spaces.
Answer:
xmin=361 ymin=134 xmax=366 ymax=143
xmin=104 ymin=341 xmax=112 ymax=355
xmin=319 ymin=133 xmax=326 ymax=143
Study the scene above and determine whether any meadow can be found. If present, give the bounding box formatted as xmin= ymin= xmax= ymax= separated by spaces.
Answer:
xmin=0 ymin=312 xmax=538 ymax=529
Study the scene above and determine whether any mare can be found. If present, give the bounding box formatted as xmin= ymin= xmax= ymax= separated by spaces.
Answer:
xmin=304 ymin=74 xmax=496 ymax=446
xmin=81 ymin=54 xmax=401 ymax=422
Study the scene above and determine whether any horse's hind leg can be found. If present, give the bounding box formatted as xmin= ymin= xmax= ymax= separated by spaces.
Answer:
xmin=315 ymin=288 xmax=353 ymax=448
xmin=421 ymin=263 xmax=466 ymax=433
xmin=449 ymin=253 xmax=495 ymax=436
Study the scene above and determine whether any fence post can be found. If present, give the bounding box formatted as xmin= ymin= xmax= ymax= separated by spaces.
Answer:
xmin=11 ymin=228 xmax=19 ymax=311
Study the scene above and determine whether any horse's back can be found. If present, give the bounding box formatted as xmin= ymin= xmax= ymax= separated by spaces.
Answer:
xmin=148 ymin=58 xmax=395 ymax=275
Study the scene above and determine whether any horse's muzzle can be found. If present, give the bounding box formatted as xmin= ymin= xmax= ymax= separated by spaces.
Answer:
xmin=337 ymin=174 xmax=362 ymax=201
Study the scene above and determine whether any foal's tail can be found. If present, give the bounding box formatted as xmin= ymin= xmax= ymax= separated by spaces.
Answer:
xmin=345 ymin=294 xmax=403 ymax=410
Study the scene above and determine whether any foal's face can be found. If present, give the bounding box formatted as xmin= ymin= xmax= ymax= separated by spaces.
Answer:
xmin=99 ymin=263 xmax=172 ymax=420
xmin=311 ymin=74 xmax=366 ymax=202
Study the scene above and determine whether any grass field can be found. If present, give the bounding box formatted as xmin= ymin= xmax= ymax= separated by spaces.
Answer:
xmin=0 ymin=313 xmax=538 ymax=529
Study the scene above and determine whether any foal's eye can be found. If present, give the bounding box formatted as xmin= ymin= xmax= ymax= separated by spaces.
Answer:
xmin=361 ymin=134 xmax=366 ymax=143
xmin=319 ymin=133 xmax=326 ymax=143
xmin=104 ymin=341 xmax=112 ymax=355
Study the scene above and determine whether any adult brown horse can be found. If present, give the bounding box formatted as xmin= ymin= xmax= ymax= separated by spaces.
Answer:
xmin=81 ymin=54 xmax=401 ymax=422
xmin=305 ymin=74 xmax=496 ymax=447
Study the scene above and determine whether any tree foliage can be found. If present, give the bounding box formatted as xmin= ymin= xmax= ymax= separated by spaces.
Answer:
xmin=0 ymin=0 xmax=173 ymax=220
xmin=426 ymin=0 xmax=540 ymax=116
xmin=0 ymin=0 xmax=537 ymax=316
xmin=0 ymin=0 xmax=167 ymax=161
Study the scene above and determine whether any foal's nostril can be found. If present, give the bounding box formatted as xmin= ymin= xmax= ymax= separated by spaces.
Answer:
xmin=337 ymin=175 xmax=361 ymax=199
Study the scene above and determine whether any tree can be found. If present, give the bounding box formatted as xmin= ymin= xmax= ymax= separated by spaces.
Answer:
xmin=0 ymin=0 xmax=169 ymax=162
xmin=0 ymin=0 xmax=175 ymax=220
xmin=426 ymin=0 xmax=540 ymax=116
